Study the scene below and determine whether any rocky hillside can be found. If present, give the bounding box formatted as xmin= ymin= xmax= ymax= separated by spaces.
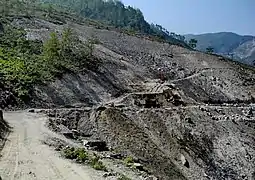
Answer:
xmin=185 ymin=32 xmax=255 ymax=66
xmin=10 ymin=13 xmax=254 ymax=180
xmin=22 ymin=18 xmax=254 ymax=107
xmin=0 ymin=5 xmax=255 ymax=180
xmin=235 ymin=39 xmax=255 ymax=65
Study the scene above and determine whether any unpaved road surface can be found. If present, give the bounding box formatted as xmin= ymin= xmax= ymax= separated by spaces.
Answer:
xmin=0 ymin=111 xmax=104 ymax=180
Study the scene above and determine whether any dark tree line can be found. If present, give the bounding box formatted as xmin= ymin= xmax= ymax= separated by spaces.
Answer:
xmin=40 ymin=0 xmax=151 ymax=33
xmin=0 ymin=0 xmax=189 ymax=46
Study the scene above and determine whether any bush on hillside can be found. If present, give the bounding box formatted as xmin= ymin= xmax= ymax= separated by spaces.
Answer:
xmin=0 ymin=23 xmax=99 ymax=103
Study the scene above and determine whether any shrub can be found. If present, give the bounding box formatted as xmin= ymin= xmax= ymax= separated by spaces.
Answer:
xmin=74 ymin=148 xmax=88 ymax=162
xmin=62 ymin=147 xmax=88 ymax=162
xmin=62 ymin=147 xmax=107 ymax=171
xmin=63 ymin=147 xmax=76 ymax=159
xmin=89 ymin=154 xmax=107 ymax=171
xmin=123 ymin=156 xmax=134 ymax=167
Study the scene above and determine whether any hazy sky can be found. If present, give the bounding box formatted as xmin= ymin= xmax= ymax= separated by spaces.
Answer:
xmin=121 ymin=0 xmax=254 ymax=36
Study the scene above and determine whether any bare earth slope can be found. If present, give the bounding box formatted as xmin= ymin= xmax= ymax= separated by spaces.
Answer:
xmin=12 ymin=17 xmax=254 ymax=107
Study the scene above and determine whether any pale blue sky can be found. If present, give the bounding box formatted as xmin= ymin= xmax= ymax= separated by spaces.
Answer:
xmin=121 ymin=0 xmax=255 ymax=36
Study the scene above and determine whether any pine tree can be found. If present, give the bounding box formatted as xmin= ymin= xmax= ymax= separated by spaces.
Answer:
xmin=43 ymin=32 xmax=60 ymax=63
xmin=188 ymin=39 xmax=198 ymax=49
xmin=206 ymin=47 xmax=214 ymax=54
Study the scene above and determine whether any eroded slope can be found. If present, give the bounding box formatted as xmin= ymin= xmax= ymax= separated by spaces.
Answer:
xmin=10 ymin=17 xmax=254 ymax=107
xmin=3 ymin=16 xmax=255 ymax=180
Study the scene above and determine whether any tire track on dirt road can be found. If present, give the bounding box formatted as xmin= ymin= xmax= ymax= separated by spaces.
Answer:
xmin=0 ymin=111 xmax=105 ymax=180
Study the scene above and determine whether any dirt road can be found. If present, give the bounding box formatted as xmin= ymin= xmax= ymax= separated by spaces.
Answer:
xmin=0 ymin=111 xmax=104 ymax=180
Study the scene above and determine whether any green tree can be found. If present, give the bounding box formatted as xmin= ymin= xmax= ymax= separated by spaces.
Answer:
xmin=188 ymin=39 xmax=198 ymax=49
xmin=43 ymin=32 xmax=60 ymax=63
xmin=206 ymin=47 xmax=214 ymax=54
xmin=59 ymin=27 xmax=81 ymax=69
xmin=61 ymin=28 xmax=73 ymax=52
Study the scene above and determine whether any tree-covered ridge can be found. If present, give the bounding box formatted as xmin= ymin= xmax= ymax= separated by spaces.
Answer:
xmin=41 ymin=0 xmax=150 ymax=32
xmin=39 ymin=0 xmax=187 ymax=46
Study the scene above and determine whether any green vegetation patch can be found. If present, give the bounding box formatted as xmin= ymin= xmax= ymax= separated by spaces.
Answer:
xmin=63 ymin=147 xmax=89 ymax=163
xmin=62 ymin=146 xmax=107 ymax=171
xmin=0 ymin=22 xmax=99 ymax=103
xmin=90 ymin=155 xmax=107 ymax=171
xmin=0 ymin=25 xmax=45 ymax=101
xmin=123 ymin=156 xmax=135 ymax=167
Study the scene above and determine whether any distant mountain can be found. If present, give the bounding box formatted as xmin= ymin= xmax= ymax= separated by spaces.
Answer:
xmin=185 ymin=32 xmax=255 ymax=66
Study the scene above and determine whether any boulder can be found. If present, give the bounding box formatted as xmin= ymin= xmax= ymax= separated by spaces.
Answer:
xmin=133 ymin=163 xmax=144 ymax=171
xmin=71 ymin=129 xmax=79 ymax=136
xmin=180 ymin=154 xmax=190 ymax=168
xmin=103 ymin=172 xmax=117 ymax=177
xmin=83 ymin=139 xmax=108 ymax=151
xmin=60 ymin=125 xmax=75 ymax=139
xmin=247 ymin=108 xmax=253 ymax=117
xmin=28 ymin=109 xmax=35 ymax=113
xmin=110 ymin=153 xmax=123 ymax=159
xmin=62 ymin=131 xmax=74 ymax=139
xmin=145 ymin=176 xmax=158 ymax=180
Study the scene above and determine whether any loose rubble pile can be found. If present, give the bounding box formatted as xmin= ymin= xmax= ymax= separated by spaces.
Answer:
xmin=39 ymin=89 xmax=255 ymax=180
